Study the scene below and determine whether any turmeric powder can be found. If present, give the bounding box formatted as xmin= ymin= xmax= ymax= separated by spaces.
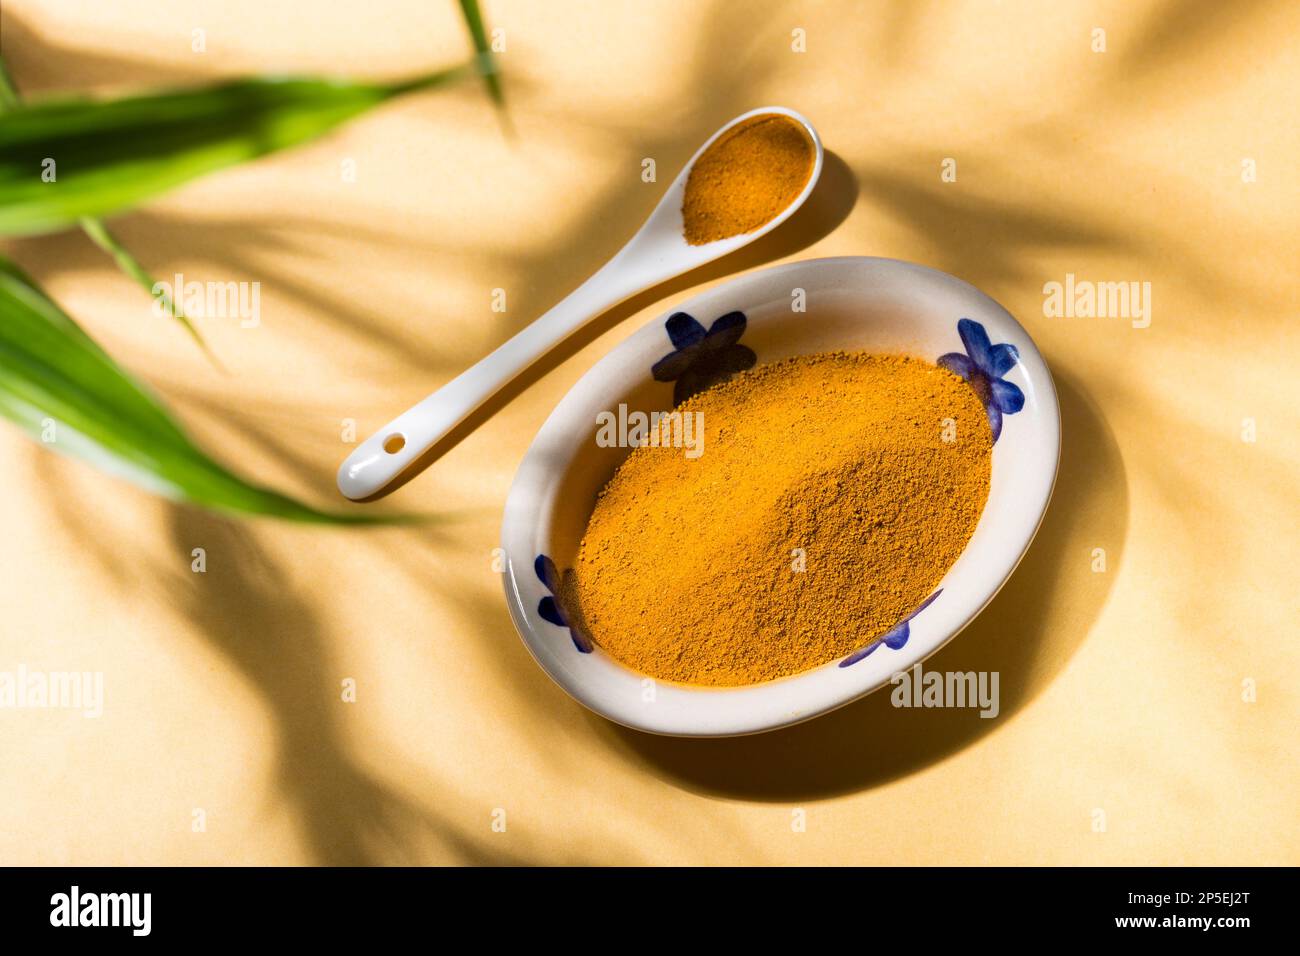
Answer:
xmin=682 ymin=113 xmax=814 ymax=245
xmin=561 ymin=352 xmax=993 ymax=686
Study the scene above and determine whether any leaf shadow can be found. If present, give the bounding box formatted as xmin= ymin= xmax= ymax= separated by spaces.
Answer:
xmin=1109 ymin=0 xmax=1295 ymax=90
xmin=0 ymin=10 xmax=218 ymax=95
xmin=854 ymin=157 xmax=1130 ymax=292
xmin=12 ymin=212 xmax=469 ymax=378
xmin=154 ymin=506 xmax=531 ymax=864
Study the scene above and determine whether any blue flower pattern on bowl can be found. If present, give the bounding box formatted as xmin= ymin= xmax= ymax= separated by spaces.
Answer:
xmin=651 ymin=310 xmax=757 ymax=405
xmin=839 ymin=589 xmax=943 ymax=667
xmin=534 ymin=554 xmax=592 ymax=653
xmin=937 ymin=318 xmax=1025 ymax=442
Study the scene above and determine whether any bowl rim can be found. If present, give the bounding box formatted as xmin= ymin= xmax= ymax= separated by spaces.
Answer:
xmin=501 ymin=255 xmax=1061 ymax=737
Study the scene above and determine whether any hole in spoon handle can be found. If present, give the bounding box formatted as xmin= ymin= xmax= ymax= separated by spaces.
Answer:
xmin=336 ymin=393 xmax=471 ymax=499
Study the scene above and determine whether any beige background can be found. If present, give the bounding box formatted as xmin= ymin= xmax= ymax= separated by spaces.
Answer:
xmin=1 ymin=0 xmax=1296 ymax=865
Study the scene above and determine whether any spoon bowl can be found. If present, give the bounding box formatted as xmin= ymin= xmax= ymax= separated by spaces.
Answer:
xmin=620 ymin=106 xmax=825 ymax=271
xmin=337 ymin=107 xmax=823 ymax=500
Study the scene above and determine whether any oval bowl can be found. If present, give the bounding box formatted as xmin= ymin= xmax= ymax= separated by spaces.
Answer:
xmin=501 ymin=256 xmax=1060 ymax=737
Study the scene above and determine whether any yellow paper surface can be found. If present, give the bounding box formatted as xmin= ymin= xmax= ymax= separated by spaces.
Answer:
xmin=0 ymin=0 xmax=1296 ymax=865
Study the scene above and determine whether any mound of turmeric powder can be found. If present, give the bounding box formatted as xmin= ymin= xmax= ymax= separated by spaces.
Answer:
xmin=561 ymin=352 xmax=993 ymax=686
xmin=681 ymin=113 xmax=814 ymax=245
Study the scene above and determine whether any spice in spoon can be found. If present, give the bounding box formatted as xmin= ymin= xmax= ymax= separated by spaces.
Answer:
xmin=561 ymin=352 xmax=993 ymax=686
xmin=681 ymin=113 xmax=815 ymax=245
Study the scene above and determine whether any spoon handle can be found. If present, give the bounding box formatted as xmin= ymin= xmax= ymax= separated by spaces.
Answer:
xmin=337 ymin=255 xmax=647 ymax=499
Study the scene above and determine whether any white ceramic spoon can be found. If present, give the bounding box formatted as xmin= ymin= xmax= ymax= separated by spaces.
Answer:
xmin=337 ymin=106 xmax=824 ymax=500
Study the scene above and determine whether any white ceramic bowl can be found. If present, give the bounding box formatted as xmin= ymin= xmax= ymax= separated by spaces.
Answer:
xmin=501 ymin=256 xmax=1059 ymax=737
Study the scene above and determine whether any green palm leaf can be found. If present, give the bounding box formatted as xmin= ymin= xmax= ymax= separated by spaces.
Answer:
xmin=0 ymin=257 xmax=400 ymax=522
xmin=0 ymin=69 xmax=466 ymax=236
xmin=0 ymin=55 xmax=218 ymax=355
xmin=0 ymin=0 xmax=496 ymax=356
xmin=0 ymin=0 xmax=501 ymax=521
xmin=458 ymin=0 xmax=505 ymax=106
